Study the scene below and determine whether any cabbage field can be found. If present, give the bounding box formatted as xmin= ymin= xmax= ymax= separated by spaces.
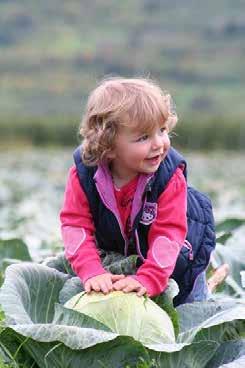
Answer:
xmin=0 ymin=148 xmax=244 ymax=367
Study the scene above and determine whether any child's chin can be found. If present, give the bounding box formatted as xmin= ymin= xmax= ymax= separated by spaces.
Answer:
xmin=142 ymin=165 xmax=160 ymax=174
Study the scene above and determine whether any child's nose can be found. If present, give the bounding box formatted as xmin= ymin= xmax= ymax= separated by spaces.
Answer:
xmin=151 ymin=134 xmax=163 ymax=149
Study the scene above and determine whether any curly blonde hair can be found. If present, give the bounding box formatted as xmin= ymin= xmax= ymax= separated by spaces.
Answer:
xmin=79 ymin=77 xmax=178 ymax=166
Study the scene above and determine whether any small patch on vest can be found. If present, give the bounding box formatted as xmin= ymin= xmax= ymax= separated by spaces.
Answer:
xmin=140 ymin=202 xmax=157 ymax=225
xmin=152 ymin=236 xmax=179 ymax=268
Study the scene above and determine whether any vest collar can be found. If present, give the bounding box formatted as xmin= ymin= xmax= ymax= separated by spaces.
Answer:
xmin=93 ymin=163 xmax=154 ymax=229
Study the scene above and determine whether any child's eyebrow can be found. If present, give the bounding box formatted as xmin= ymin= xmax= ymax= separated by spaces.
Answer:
xmin=130 ymin=129 xmax=149 ymax=137
xmin=125 ymin=120 xmax=168 ymax=138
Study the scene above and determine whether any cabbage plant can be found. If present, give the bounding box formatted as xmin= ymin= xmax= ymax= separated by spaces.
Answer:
xmin=65 ymin=291 xmax=175 ymax=346
xmin=0 ymin=255 xmax=244 ymax=367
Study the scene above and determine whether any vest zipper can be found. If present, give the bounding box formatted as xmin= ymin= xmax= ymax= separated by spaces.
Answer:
xmin=135 ymin=229 xmax=145 ymax=261
xmin=95 ymin=183 xmax=129 ymax=257
xmin=184 ymin=240 xmax=193 ymax=260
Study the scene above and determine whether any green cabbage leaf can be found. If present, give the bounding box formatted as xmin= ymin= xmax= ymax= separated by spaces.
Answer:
xmin=65 ymin=290 xmax=176 ymax=347
xmin=0 ymin=256 xmax=244 ymax=367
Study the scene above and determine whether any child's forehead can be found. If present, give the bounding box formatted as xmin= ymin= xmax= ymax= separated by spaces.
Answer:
xmin=121 ymin=119 xmax=166 ymax=135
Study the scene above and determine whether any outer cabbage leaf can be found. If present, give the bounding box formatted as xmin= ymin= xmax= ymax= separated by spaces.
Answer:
xmin=177 ymin=299 xmax=245 ymax=344
xmin=0 ymin=260 xmax=245 ymax=368
xmin=206 ymin=339 xmax=245 ymax=368
xmin=0 ymin=328 xmax=150 ymax=368
xmin=212 ymin=223 xmax=245 ymax=299
xmin=0 ymin=238 xmax=32 ymax=286
xmin=149 ymin=340 xmax=219 ymax=368
xmin=64 ymin=290 xmax=176 ymax=347
xmin=218 ymin=355 xmax=245 ymax=368
xmin=0 ymin=263 xmax=118 ymax=350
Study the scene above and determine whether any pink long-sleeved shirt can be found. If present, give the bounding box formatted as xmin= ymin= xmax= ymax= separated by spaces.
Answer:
xmin=60 ymin=165 xmax=187 ymax=296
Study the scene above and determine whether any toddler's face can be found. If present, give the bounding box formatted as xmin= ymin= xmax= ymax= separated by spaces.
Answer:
xmin=109 ymin=122 xmax=170 ymax=183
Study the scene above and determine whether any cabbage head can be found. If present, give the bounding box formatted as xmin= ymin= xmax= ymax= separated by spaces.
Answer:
xmin=65 ymin=291 xmax=175 ymax=346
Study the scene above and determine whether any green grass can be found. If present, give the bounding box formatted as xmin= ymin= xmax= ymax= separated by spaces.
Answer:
xmin=174 ymin=115 xmax=245 ymax=151
xmin=0 ymin=0 xmax=245 ymax=118
xmin=0 ymin=115 xmax=244 ymax=151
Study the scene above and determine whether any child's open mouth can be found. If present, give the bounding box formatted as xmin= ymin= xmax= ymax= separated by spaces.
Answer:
xmin=145 ymin=155 xmax=161 ymax=165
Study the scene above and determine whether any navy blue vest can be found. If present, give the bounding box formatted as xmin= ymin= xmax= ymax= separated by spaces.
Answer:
xmin=73 ymin=146 xmax=216 ymax=306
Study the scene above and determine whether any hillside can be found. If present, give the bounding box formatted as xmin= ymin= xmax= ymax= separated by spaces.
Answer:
xmin=0 ymin=0 xmax=244 ymax=118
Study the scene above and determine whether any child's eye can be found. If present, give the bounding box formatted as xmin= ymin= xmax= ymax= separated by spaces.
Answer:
xmin=136 ymin=134 xmax=148 ymax=142
xmin=160 ymin=126 xmax=167 ymax=133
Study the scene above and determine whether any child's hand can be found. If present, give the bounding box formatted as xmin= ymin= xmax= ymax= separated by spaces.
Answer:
xmin=84 ymin=273 xmax=125 ymax=294
xmin=113 ymin=276 xmax=147 ymax=297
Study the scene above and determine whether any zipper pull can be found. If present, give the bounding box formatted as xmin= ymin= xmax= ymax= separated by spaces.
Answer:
xmin=184 ymin=240 xmax=194 ymax=261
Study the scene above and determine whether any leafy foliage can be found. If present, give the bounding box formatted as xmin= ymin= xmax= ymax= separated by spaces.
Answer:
xmin=0 ymin=239 xmax=31 ymax=286
xmin=0 ymin=150 xmax=244 ymax=366
xmin=0 ymin=255 xmax=244 ymax=367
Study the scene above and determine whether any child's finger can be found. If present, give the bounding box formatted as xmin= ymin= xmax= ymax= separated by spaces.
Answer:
xmin=99 ymin=283 xmax=109 ymax=294
xmin=91 ymin=281 xmax=101 ymax=292
xmin=122 ymin=285 xmax=135 ymax=293
xmin=137 ymin=287 xmax=147 ymax=297
xmin=111 ymin=274 xmax=125 ymax=282
xmin=109 ymin=280 xmax=114 ymax=291
xmin=84 ymin=282 xmax=92 ymax=293
xmin=99 ymin=280 xmax=112 ymax=294
xmin=105 ymin=279 xmax=113 ymax=292
xmin=113 ymin=279 xmax=126 ymax=290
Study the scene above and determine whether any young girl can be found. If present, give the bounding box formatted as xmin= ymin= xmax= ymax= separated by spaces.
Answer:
xmin=60 ymin=77 xmax=228 ymax=303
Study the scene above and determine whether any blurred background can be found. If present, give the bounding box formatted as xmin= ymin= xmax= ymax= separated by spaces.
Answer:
xmin=0 ymin=0 xmax=245 ymax=148
xmin=0 ymin=1 xmax=244 ymax=297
